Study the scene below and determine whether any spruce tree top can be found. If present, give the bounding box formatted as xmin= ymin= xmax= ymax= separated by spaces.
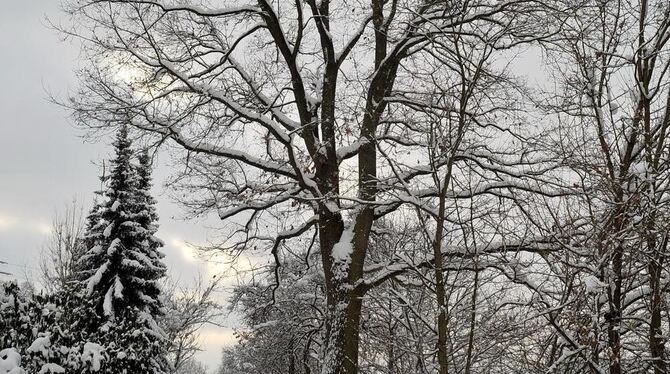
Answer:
xmin=78 ymin=126 xmax=166 ymax=320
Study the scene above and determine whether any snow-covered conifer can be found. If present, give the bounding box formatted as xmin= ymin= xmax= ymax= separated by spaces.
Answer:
xmin=74 ymin=126 xmax=168 ymax=373
xmin=131 ymin=150 xmax=167 ymax=316
xmin=78 ymin=126 xmax=166 ymax=318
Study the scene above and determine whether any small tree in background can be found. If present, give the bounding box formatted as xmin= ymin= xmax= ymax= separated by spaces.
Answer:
xmin=39 ymin=199 xmax=86 ymax=294
xmin=160 ymin=277 xmax=221 ymax=374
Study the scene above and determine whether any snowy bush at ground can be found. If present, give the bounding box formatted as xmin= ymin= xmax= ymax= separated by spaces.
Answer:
xmin=26 ymin=335 xmax=51 ymax=359
xmin=81 ymin=343 xmax=104 ymax=372
xmin=0 ymin=282 xmax=112 ymax=373
xmin=36 ymin=363 xmax=65 ymax=374
xmin=0 ymin=348 xmax=25 ymax=374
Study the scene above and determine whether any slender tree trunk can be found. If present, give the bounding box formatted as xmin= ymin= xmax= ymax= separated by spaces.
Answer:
xmin=648 ymin=251 xmax=666 ymax=374
xmin=387 ymin=298 xmax=396 ymax=374
xmin=607 ymin=244 xmax=623 ymax=374
xmin=288 ymin=339 xmax=296 ymax=374
xmin=433 ymin=192 xmax=450 ymax=374
xmin=432 ymin=165 xmax=455 ymax=374
xmin=464 ymin=266 xmax=479 ymax=374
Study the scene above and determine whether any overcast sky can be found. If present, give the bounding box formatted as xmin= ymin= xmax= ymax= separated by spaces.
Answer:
xmin=0 ymin=1 xmax=234 ymax=371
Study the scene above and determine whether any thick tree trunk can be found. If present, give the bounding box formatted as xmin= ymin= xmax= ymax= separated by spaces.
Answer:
xmin=320 ymin=208 xmax=370 ymax=374
xmin=320 ymin=0 xmax=402 ymax=370
xmin=321 ymin=265 xmax=365 ymax=374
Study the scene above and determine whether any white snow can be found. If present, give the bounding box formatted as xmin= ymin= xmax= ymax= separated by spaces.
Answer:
xmin=88 ymin=245 xmax=103 ymax=255
xmin=325 ymin=201 xmax=340 ymax=213
xmin=162 ymin=4 xmax=258 ymax=17
xmin=630 ymin=162 xmax=647 ymax=177
xmin=27 ymin=335 xmax=51 ymax=358
xmin=113 ymin=276 xmax=124 ymax=299
xmin=253 ymin=320 xmax=278 ymax=329
xmin=107 ymin=238 xmax=121 ymax=256
xmin=336 ymin=139 xmax=368 ymax=160
xmin=584 ymin=275 xmax=607 ymax=293
xmin=81 ymin=343 xmax=104 ymax=372
xmin=37 ymin=364 xmax=65 ymax=374
xmin=121 ymin=259 xmax=142 ymax=269
xmin=103 ymin=285 xmax=115 ymax=317
xmin=0 ymin=348 xmax=24 ymax=374
xmin=110 ymin=200 xmax=120 ymax=212
xmin=86 ymin=261 xmax=110 ymax=296
xmin=331 ymin=226 xmax=354 ymax=263
xmin=103 ymin=223 xmax=114 ymax=238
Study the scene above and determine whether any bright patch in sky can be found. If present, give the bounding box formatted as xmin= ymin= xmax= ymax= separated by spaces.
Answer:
xmin=206 ymin=253 xmax=258 ymax=280
xmin=200 ymin=327 xmax=237 ymax=346
xmin=0 ymin=213 xmax=17 ymax=230
xmin=35 ymin=223 xmax=52 ymax=234
xmin=107 ymin=56 xmax=170 ymax=97
xmin=206 ymin=259 xmax=228 ymax=278
xmin=105 ymin=53 xmax=146 ymax=86
xmin=114 ymin=64 xmax=145 ymax=84
xmin=167 ymin=236 xmax=258 ymax=278
xmin=170 ymin=238 xmax=198 ymax=262
xmin=0 ymin=212 xmax=51 ymax=235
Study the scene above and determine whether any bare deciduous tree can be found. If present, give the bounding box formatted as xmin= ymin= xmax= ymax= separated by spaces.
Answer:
xmin=39 ymin=199 xmax=86 ymax=293
xmin=525 ymin=0 xmax=670 ymax=372
xmin=62 ymin=0 xmax=564 ymax=372
xmin=161 ymin=276 xmax=222 ymax=374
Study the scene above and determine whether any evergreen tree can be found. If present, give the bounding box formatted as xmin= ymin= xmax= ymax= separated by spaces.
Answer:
xmin=75 ymin=125 xmax=168 ymax=373
xmin=132 ymin=150 xmax=167 ymax=316
xmin=80 ymin=163 xmax=106 ymax=260
xmin=79 ymin=125 xmax=138 ymax=316
xmin=0 ymin=128 xmax=170 ymax=374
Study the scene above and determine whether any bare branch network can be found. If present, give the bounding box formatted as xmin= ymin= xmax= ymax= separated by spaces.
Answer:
xmin=39 ymin=0 xmax=670 ymax=373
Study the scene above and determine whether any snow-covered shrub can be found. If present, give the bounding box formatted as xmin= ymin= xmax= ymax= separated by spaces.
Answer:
xmin=0 ymin=282 xmax=115 ymax=373
xmin=0 ymin=348 xmax=25 ymax=374
xmin=0 ymin=282 xmax=70 ymax=372
xmin=83 ymin=308 xmax=168 ymax=374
